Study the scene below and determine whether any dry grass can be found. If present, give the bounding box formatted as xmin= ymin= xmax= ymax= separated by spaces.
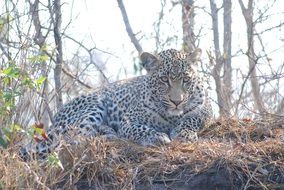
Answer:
xmin=0 ymin=117 xmax=283 ymax=190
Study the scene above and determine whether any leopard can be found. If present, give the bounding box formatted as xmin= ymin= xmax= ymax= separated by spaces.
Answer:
xmin=20 ymin=48 xmax=212 ymax=160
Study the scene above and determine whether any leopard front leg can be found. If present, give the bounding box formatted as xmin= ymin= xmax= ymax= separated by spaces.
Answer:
xmin=170 ymin=117 xmax=203 ymax=142
xmin=171 ymin=103 xmax=213 ymax=142
xmin=118 ymin=108 xmax=171 ymax=145
xmin=118 ymin=123 xmax=171 ymax=145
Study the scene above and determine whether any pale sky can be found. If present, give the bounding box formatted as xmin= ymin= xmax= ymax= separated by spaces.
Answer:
xmin=1 ymin=0 xmax=283 ymax=115
xmin=61 ymin=0 xmax=284 ymax=79
xmin=58 ymin=0 xmax=284 ymax=115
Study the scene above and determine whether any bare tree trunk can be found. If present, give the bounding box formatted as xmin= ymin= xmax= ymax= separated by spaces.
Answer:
xmin=29 ymin=0 xmax=53 ymax=126
xmin=117 ymin=0 xmax=143 ymax=54
xmin=239 ymin=0 xmax=266 ymax=113
xmin=0 ymin=14 xmax=10 ymax=60
xmin=181 ymin=0 xmax=195 ymax=52
xmin=50 ymin=0 xmax=63 ymax=109
xmin=223 ymin=0 xmax=232 ymax=111
xmin=210 ymin=0 xmax=227 ymax=116
xmin=277 ymin=98 xmax=284 ymax=114
xmin=209 ymin=0 xmax=233 ymax=117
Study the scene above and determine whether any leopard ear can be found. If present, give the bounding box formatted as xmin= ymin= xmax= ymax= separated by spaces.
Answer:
xmin=187 ymin=48 xmax=202 ymax=63
xmin=140 ymin=52 xmax=159 ymax=73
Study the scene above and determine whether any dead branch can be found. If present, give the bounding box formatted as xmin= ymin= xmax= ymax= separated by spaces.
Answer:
xmin=49 ymin=0 xmax=63 ymax=109
xmin=62 ymin=67 xmax=92 ymax=89
xmin=181 ymin=0 xmax=196 ymax=52
xmin=238 ymin=0 xmax=266 ymax=114
xmin=117 ymin=0 xmax=143 ymax=54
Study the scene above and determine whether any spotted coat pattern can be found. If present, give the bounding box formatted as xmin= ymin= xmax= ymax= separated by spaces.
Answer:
xmin=21 ymin=49 xmax=212 ymax=159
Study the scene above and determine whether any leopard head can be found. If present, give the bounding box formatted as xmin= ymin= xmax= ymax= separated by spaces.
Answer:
xmin=140 ymin=48 xmax=202 ymax=116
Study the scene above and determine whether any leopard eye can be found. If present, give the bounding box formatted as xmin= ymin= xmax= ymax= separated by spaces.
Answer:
xmin=160 ymin=76 xmax=169 ymax=83
xmin=183 ymin=77 xmax=190 ymax=83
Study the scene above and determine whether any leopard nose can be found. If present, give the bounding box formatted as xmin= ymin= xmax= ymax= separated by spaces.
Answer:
xmin=170 ymin=99 xmax=182 ymax=106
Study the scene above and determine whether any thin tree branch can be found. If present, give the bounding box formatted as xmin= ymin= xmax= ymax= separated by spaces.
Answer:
xmin=63 ymin=34 xmax=109 ymax=83
xmin=117 ymin=0 xmax=143 ymax=54
xmin=29 ymin=0 xmax=54 ymax=125
xmin=49 ymin=0 xmax=63 ymax=109
xmin=61 ymin=67 xmax=92 ymax=89
xmin=181 ymin=0 xmax=196 ymax=52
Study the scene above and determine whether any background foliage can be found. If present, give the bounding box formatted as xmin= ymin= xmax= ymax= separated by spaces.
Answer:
xmin=0 ymin=0 xmax=284 ymax=147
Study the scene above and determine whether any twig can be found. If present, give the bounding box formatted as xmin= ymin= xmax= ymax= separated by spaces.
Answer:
xmin=63 ymin=34 xmax=109 ymax=83
xmin=62 ymin=67 xmax=92 ymax=89
xmin=117 ymin=0 xmax=143 ymax=54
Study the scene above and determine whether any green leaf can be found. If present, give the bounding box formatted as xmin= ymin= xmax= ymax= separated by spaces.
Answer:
xmin=0 ymin=137 xmax=8 ymax=148
xmin=28 ymin=54 xmax=49 ymax=63
xmin=39 ymin=55 xmax=49 ymax=62
xmin=3 ymin=77 xmax=9 ymax=85
xmin=2 ymin=127 xmax=11 ymax=141
xmin=2 ymin=67 xmax=12 ymax=75
xmin=0 ymin=125 xmax=22 ymax=146
xmin=36 ymin=76 xmax=46 ymax=86
xmin=33 ymin=127 xmax=43 ymax=135
xmin=23 ymin=77 xmax=35 ymax=88
xmin=2 ymin=67 xmax=20 ymax=78
xmin=11 ymin=124 xmax=22 ymax=133
xmin=48 ymin=153 xmax=64 ymax=170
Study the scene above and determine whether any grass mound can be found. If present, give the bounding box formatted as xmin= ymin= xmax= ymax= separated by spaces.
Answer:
xmin=0 ymin=117 xmax=283 ymax=189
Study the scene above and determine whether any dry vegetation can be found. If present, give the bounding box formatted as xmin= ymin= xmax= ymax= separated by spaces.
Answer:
xmin=0 ymin=117 xmax=283 ymax=190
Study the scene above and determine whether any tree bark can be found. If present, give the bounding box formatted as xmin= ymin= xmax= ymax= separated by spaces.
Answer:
xmin=117 ymin=0 xmax=143 ymax=54
xmin=238 ymin=0 xmax=266 ymax=113
xmin=51 ymin=0 xmax=63 ymax=109
xmin=223 ymin=0 xmax=232 ymax=112
xmin=181 ymin=0 xmax=195 ymax=52
xmin=210 ymin=0 xmax=226 ymax=116
xmin=29 ymin=0 xmax=53 ymax=126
